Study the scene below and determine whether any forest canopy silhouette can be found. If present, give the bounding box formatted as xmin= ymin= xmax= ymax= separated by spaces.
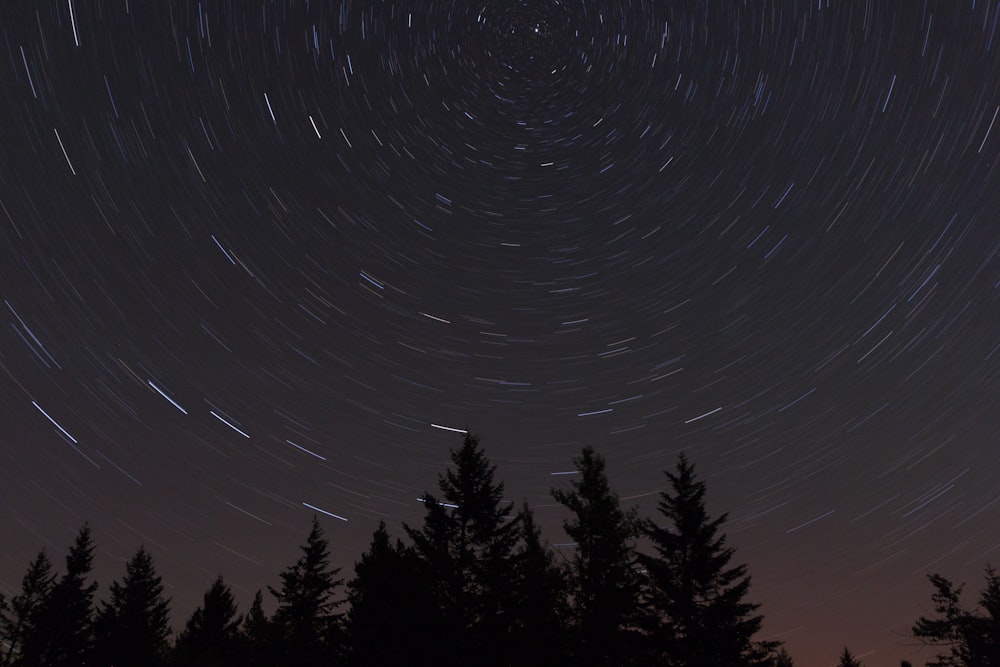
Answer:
xmin=1 ymin=433 xmax=997 ymax=666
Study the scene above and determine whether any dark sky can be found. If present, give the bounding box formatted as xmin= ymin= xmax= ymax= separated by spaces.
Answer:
xmin=1 ymin=1 xmax=998 ymax=664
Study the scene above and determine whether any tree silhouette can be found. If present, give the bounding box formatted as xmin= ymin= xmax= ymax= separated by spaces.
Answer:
xmin=93 ymin=546 xmax=171 ymax=667
xmin=346 ymin=520 xmax=436 ymax=666
xmin=399 ymin=490 xmax=456 ymax=666
xmin=2 ymin=551 xmax=55 ymax=666
xmin=639 ymin=452 xmax=777 ymax=666
xmin=239 ymin=590 xmax=275 ymax=667
xmin=912 ymin=565 xmax=1000 ymax=667
xmin=508 ymin=502 xmax=570 ymax=667
xmin=268 ymin=516 xmax=345 ymax=667
xmin=837 ymin=646 xmax=864 ymax=666
xmin=552 ymin=446 xmax=642 ymax=667
xmin=0 ymin=434 xmax=854 ymax=666
xmin=28 ymin=523 xmax=98 ymax=666
xmin=173 ymin=575 xmax=243 ymax=667
xmin=404 ymin=433 xmax=521 ymax=667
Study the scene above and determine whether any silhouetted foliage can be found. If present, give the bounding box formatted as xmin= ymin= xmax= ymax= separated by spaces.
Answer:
xmin=0 ymin=437 xmax=813 ymax=667
xmin=2 ymin=551 xmax=55 ymax=666
xmin=640 ymin=452 xmax=778 ymax=666
xmin=405 ymin=433 xmax=521 ymax=667
xmin=268 ymin=516 xmax=345 ymax=667
xmin=239 ymin=590 xmax=275 ymax=667
xmin=29 ymin=524 xmax=98 ymax=666
xmin=172 ymin=575 xmax=242 ymax=667
xmin=346 ymin=520 xmax=435 ymax=667
xmin=401 ymin=487 xmax=453 ymax=665
xmin=912 ymin=565 xmax=1000 ymax=667
xmin=93 ymin=546 xmax=171 ymax=667
xmin=552 ymin=446 xmax=642 ymax=667
xmin=837 ymin=646 xmax=864 ymax=667
xmin=508 ymin=502 xmax=570 ymax=667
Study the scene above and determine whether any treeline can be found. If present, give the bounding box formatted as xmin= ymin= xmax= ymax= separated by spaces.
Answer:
xmin=1 ymin=434 xmax=997 ymax=666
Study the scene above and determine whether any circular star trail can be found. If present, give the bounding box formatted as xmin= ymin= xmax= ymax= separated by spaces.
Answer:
xmin=1 ymin=2 xmax=998 ymax=664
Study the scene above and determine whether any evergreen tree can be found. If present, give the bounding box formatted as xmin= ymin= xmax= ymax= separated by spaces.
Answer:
xmin=508 ymin=503 xmax=569 ymax=667
xmin=268 ymin=516 xmax=345 ymax=667
xmin=346 ymin=520 xmax=435 ymax=667
xmin=1 ymin=551 xmax=55 ymax=666
xmin=972 ymin=566 xmax=1000 ymax=663
xmin=913 ymin=572 xmax=969 ymax=667
xmin=29 ymin=524 xmax=98 ymax=666
xmin=404 ymin=433 xmax=521 ymax=667
xmin=912 ymin=565 xmax=1000 ymax=667
xmin=639 ymin=453 xmax=777 ymax=666
xmin=402 ymin=489 xmax=456 ymax=666
xmin=93 ymin=546 xmax=171 ymax=667
xmin=173 ymin=575 xmax=242 ymax=667
xmin=837 ymin=646 xmax=864 ymax=667
xmin=239 ymin=590 xmax=274 ymax=667
xmin=552 ymin=446 xmax=642 ymax=667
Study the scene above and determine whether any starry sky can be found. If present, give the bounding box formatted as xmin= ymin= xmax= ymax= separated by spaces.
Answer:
xmin=1 ymin=1 xmax=998 ymax=665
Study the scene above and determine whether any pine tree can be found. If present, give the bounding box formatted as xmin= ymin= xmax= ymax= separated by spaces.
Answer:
xmin=239 ymin=590 xmax=274 ymax=667
xmin=29 ymin=524 xmax=98 ymax=666
xmin=972 ymin=566 xmax=1000 ymax=663
xmin=1 ymin=551 xmax=55 ymax=666
xmin=551 ymin=446 xmax=642 ymax=667
xmin=912 ymin=565 xmax=1000 ymax=667
xmin=173 ymin=575 xmax=242 ymax=667
xmin=508 ymin=503 xmax=569 ymax=667
xmin=401 ymin=490 xmax=455 ymax=666
xmin=404 ymin=433 xmax=521 ymax=667
xmin=640 ymin=452 xmax=777 ymax=666
xmin=913 ymin=573 xmax=969 ymax=667
xmin=93 ymin=546 xmax=171 ymax=667
xmin=837 ymin=646 xmax=864 ymax=667
xmin=346 ymin=520 xmax=436 ymax=667
xmin=268 ymin=516 xmax=345 ymax=667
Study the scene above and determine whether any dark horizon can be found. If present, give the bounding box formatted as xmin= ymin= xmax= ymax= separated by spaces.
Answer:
xmin=5 ymin=436 xmax=986 ymax=666
xmin=2 ymin=3 xmax=998 ymax=666
xmin=2 ymin=434 xmax=986 ymax=666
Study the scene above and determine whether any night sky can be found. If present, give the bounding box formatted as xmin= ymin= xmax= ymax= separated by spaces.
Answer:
xmin=1 ymin=1 xmax=998 ymax=665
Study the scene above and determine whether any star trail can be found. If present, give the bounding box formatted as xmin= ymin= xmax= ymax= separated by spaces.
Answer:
xmin=1 ymin=2 xmax=998 ymax=664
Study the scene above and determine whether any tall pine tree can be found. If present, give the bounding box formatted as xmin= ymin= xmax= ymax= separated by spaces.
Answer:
xmin=640 ymin=452 xmax=777 ymax=666
xmin=239 ymin=590 xmax=275 ymax=667
xmin=173 ymin=575 xmax=242 ymax=667
xmin=346 ymin=520 xmax=435 ymax=667
xmin=404 ymin=433 xmax=521 ymax=667
xmin=552 ymin=446 xmax=642 ymax=667
xmin=508 ymin=503 xmax=570 ymax=667
xmin=268 ymin=516 xmax=345 ymax=667
xmin=1 ymin=551 xmax=55 ymax=666
xmin=29 ymin=524 xmax=98 ymax=666
xmin=93 ymin=546 xmax=172 ymax=667
xmin=912 ymin=565 xmax=1000 ymax=667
